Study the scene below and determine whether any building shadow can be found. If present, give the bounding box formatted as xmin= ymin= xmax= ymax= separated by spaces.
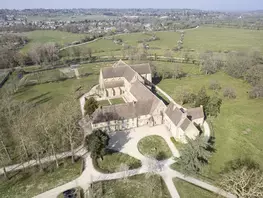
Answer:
xmin=107 ymin=130 xmax=131 ymax=152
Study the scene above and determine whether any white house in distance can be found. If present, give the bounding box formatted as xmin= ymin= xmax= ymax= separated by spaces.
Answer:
xmin=90 ymin=60 xmax=205 ymax=143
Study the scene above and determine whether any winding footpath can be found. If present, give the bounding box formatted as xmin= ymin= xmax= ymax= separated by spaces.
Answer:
xmin=33 ymin=124 xmax=235 ymax=198
xmin=0 ymin=124 xmax=235 ymax=198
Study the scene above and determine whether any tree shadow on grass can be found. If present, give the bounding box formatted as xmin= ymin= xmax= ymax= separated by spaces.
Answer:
xmin=27 ymin=92 xmax=51 ymax=103
xmin=34 ymin=96 xmax=53 ymax=106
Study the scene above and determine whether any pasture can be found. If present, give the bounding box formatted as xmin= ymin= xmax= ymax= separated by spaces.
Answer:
xmin=20 ymin=30 xmax=86 ymax=52
xmin=184 ymin=27 xmax=263 ymax=53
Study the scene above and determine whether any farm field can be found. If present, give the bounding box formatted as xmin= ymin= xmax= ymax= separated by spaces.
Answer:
xmin=184 ymin=27 xmax=263 ymax=53
xmin=20 ymin=30 xmax=86 ymax=52
xmin=91 ymin=174 xmax=171 ymax=198
xmin=158 ymin=71 xmax=263 ymax=178
xmin=70 ymin=39 xmax=122 ymax=54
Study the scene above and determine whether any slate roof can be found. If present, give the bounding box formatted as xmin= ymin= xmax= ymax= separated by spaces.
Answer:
xmin=92 ymin=101 xmax=152 ymax=123
xmin=165 ymin=103 xmax=184 ymax=126
xmin=179 ymin=118 xmax=192 ymax=131
xmin=129 ymin=80 xmax=162 ymax=113
xmin=130 ymin=63 xmax=151 ymax=74
xmin=187 ymin=107 xmax=204 ymax=120
xmin=104 ymin=80 xmax=124 ymax=88
xmin=101 ymin=66 xmax=137 ymax=82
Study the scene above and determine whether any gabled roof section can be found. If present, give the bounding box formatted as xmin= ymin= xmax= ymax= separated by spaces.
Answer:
xmin=104 ymin=80 xmax=124 ymax=88
xmin=130 ymin=63 xmax=151 ymax=75
xmin=129 ymin=80 xmax=164 ymax=114
xmin=92 ymin=101 xmax=153 ymax=123
xmin=101 ymin=66 xmax=126 ymax=79
xmin=112 ymin=59 xmax=129 ymax=67
xmin=165 ymin=103 xmax=184 ymax=126
xmin=187 ymin=107 xmax=204 ymax=120
xmin=101 ymin=66 xmax=137 ymax=82
xmin=180 ymin=118 xmax=192 ymax=131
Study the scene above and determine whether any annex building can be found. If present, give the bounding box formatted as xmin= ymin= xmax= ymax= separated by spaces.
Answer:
xmin=90 ymin=60 xmax=204 ymax=143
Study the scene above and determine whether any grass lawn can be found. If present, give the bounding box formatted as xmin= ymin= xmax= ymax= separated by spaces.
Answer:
xmin=14 ymin=75 xmax=97 ymax=108
xmin=20 ymin=30 xmax=86 ymax=53
xmin=158 ymin=71 xmax=263 ymax=178
xmin=78 ymin=61 xmax=114 ymax=76
xmin=150 ymin=31 xmax=181 ymax=50
xmin=98 ymin=100 xmax=110 ymax=106
xmin=184 ymin=27 xmax=263 ymax=53
xmin=96 ymin=151 xmax=141 ymax=173
xmin=0 ymin=158 xmax=82 ymax=198
xmin=138 ymin=135 xmax=172 ymax=160
xmin=90 ymin=174 xmax=171 ymax=198
xmin=173 ymin=178 xmax=221 ymax=198
xmin=110 ymin=98 xmax=125 ymax=105
xmin=22 ymin=65 xmax=42 ymax=72
xmin=115 ymin=33 xmax=152 ymax=45
xmin=19 ymin=69 xmax=67 ymax=86
xmin=151 ymin=61 xmax=201 ymax=75
xmin=70 ymin=39 xmax=121 ymax=54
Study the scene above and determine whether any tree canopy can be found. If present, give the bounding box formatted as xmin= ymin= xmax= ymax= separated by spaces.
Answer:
xmin=86 ymin=130 xmax=109 ymax=159
xmin=176 ymin=136 xmax=214 ymax=174
xmin=84 ymin=97 xmax=99 ymax=116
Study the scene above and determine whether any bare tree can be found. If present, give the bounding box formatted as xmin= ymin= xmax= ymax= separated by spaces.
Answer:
xmin=28 ymin=43 xmax=42 ymax=65
xmin=44 ymin=42 xmax=58 ymax=65
xmin=55 ymin=99 xmax=82 ymax=163
xmin=220 ymin=167 xmax=263 ymax=198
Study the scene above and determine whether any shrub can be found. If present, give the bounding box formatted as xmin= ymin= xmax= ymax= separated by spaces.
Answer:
xmin=84 ymin=97 xmax=99 ymax=116
xmin=209 ymin=80 xmax=221 ymax=90
xmin=249 ymin=84 xmax=263 ymax=99
xmin=223 ymin=87 xmax=237 ymax=99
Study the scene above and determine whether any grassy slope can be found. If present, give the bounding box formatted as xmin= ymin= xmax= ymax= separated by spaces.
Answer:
xmin=158 ymin=71 xmax=263 ymax=176
xmin=21 ymin=30 xmax=86 ymax=52
xmin=72 ymin=39 xmax=121 ymax=54
xmin=0 ymin=159 xmax=82 ymax=198
xmin=14 ymin=75 xmax=97 ymax=108
xmin=78 ymin=61 xmax=114 ymax=75
xmin=91 ymin=174 xmax=171 ymax=198
xmin=115 ymin=33 xmax=152 ymax=45
xmin=184 ymin=27 xmax=263 ymax=53
xmin=173 ymin=178 xmax=221 ymax=198
xmin=96 ymin=152 xmax=141 ymax=173
xmin=138 ymin=135 xmax=172 ymax=160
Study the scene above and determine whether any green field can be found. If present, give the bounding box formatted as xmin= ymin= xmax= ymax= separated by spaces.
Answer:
xmin=20 ymin=30 xmax=86 ymax=52
xmin=115 ymin=33 xmax=152 ymax=45
xmin=78 ymin=61 xmax=114 ymax=76
xmin=91 ymin=174 xmax=171 ymax=198
xmin=0 ymin=158 xmax=82 ymax=198
xmin=184 ymin=27 xmax=263 ymax=53
xmin=173 ymin=178 xmax=221 ymax=198
xmin=96 ymin=151 xmax=141 ymax=173
xmin=158 ymin=71 xmax=263 ymax=177
xmin=14 ymin=75 xmax=97 ymax=108
xmin=70 ymin=39 xmax=121 ymax=54
xmin=138 ymin=135 xmax=172 ymax=160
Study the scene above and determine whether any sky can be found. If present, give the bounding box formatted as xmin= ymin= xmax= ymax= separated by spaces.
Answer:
xmin=0 ymin=0 xmax=263 ymax=11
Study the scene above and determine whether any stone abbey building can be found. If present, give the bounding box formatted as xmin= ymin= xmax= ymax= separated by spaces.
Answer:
xmin=91 ymin=60 xmax=204 ymax=143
